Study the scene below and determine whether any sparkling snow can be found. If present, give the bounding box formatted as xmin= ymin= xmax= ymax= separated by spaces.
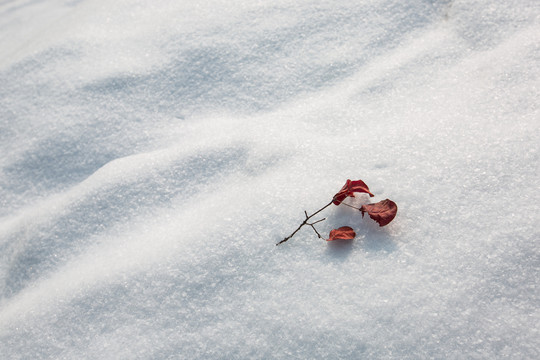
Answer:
xmin=1 ymin=0 xmax=539 ymax=358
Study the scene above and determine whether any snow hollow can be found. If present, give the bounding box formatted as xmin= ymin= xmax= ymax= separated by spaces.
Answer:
xmin=1 ymin=0 xmax=539 ymax=358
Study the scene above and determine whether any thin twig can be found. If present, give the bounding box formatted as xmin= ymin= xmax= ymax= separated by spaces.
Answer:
xmin=339 ymin=202 xmax=362 ymax=211
xmin=309 ymin=224 xmax=322 ymax=238
xmin=276 ymin=201 xmax=333 ymax=245
xmin=307 ymin=217 xmax=326 ymax=239
xmin=308 ymin=218 xmax=326 ymax=226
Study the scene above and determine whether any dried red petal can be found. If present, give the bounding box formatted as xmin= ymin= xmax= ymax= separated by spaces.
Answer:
xmin=360 ymin=199 xmax=398 ymax=227
xmin=327 ymin=226 xmax=356 ymax=241
xmin=332 ymin=179 xmax=374 ymax=205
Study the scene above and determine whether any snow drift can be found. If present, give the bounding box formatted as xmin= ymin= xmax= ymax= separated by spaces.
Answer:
xmin=1 ymin=0 xmax=539 ymax=358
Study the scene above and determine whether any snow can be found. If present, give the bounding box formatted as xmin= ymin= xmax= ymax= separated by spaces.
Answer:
xmin=1 ymin=0 xmax=539 ymax=358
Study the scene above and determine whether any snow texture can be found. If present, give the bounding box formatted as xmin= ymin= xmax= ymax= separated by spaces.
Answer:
xmin=1 ymin=0 xmax=539 ymax=358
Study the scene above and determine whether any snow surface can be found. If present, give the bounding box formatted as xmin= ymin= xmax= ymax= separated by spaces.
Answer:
xmin=1 ymin=0 xmax=539 ymax=358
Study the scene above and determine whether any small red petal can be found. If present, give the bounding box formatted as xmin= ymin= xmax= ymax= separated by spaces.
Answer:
xmin=327 ymin=226 xmax=356 ymax=241
xmin=360 ymin=199 xmax=398 ymax=226
xmin=348 ymin=180 xmax=375 ymax=198
xmin=333 ymin=179 xmax=374 ymax=205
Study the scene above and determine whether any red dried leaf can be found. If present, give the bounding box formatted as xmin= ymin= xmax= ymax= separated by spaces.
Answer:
xmin=327 ymin=226 xmax=356 ymax=241
xmin=332 ymin=179 xmax=374 ymax=205
xmin=360 ymin=199 xmax=398 ymax=227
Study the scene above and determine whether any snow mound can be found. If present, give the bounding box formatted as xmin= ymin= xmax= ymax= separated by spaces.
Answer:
xmin=1 ymin=0 xmax=539 ymax=358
